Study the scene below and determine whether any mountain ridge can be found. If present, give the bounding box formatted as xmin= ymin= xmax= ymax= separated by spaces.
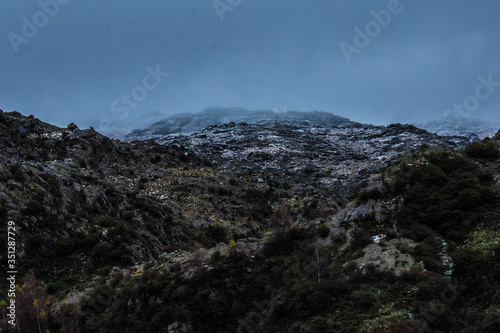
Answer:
xmin=414 ymin=117 xmax=500 ymax=140
xmin=126 ymin=107 xmax=356 ymax=140
xmin=1 ymin=108 xmax=500 ymax=332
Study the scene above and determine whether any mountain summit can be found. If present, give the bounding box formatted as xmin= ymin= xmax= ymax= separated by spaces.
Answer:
xmin=126 ymin=108 xmax=355 ymax=140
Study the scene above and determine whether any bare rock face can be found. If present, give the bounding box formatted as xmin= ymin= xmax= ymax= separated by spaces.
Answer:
xmin=415 ymin=118 xmax=500 ymax=140
xmin=148 ymin=121 xmax=471 ymax=206
xmin=354 ymin=238 xmax=416 ymax=276
xmin=0 ymin=110 xmax=210 ymax=270
xmin=494 ymin=129 xmax=500 ymax=141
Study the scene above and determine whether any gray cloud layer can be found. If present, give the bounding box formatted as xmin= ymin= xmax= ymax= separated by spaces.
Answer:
xmin=1 ymin=0 xmax=499 ymax=135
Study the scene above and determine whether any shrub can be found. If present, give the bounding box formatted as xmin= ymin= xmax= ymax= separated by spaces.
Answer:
xmin=16 ymin=274 xmax=52 ymax=333
xmin=99 ymin=216 xmax=117 ymax=227
xmin=358 ymin=188 xmax=382 ymax=201
xmin=91 ymin=243 xmax=112 ymax=264
xmin=396 ymin=151 xmax=495 ymax=241
xmin=204 ymin=224 xmax=227 ymax=244
xmin=291 ymin=282 xmax=335 ymax=318
xmin=263 ymin=203 xmax=294 ymax=253
xmin=26 ymin=234 xmax=44 ymax=252
xmin=316 ymin=224 xmax=330 ymax=238
xmin=351 ymin=228 xmax=372 ymax=248
xmin=303 ymin=198 xmax=320 ymax=218
xmin=351 ymin=288 xmax=378 ymax=310
xmin=451 ymin=247 xmax=487 ymax=285
xmin=385 ymin=322 xmax=416 ymax=333
xmin=25 ymin=199 xmax=45 ymax=215
xmin=0 ymin=204 xmax=8 ymax=217
xmin=464 ymin=141 xmax=500 ymax=159
xmin=413 ymin=242 xmax=445 ymax=273
xmin=10 ymin=163 xmax=26 ymax=182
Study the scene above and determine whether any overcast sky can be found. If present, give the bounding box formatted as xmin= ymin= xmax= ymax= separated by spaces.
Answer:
xmin=1 ymin=0 xmax=499 ymax=136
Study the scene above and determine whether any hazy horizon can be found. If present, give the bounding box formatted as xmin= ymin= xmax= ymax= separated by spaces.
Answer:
xmin=2 ymin=0 xmax=499 ymax=136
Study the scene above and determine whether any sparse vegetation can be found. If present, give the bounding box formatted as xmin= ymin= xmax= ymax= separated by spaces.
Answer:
xmin=0 ymin=110 xmax=499 ymax=332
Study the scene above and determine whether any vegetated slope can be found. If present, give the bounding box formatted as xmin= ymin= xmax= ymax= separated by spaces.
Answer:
xmin=0 ymin=110 xmax=214 ymax=276
xmin=1 ymin=109 xmax=499 ymax=332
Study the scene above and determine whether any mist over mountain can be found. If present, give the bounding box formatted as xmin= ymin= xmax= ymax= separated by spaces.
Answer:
xmin=126 ymin=107 xmax=356 ymax=140
xmin=127 ymin=107 xmax=499 ymax=147
xmin=3 ymin=1 xmax=500 ymax=130
xmin=415 ymin=117 xmax=500 ymax=141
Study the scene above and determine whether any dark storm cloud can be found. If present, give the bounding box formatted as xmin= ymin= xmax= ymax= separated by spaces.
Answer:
xmin=1 ymin=0 xmax=499 ymax=136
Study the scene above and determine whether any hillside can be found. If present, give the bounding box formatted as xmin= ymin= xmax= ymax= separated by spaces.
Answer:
xmin=125 ymin=108 xmax=356 ymax=140
xmin=414 ymin=117 xmax=500 ymax=141
xmin=1 ymin=109 xmax=500 ymax=332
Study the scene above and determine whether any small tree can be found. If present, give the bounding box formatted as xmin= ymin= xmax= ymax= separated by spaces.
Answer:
xmin=17 ymin=273 xmax=52 ymax=333
xmin=191 ymin=247 xmax=209 ymax=273
xmin=70 ymin=303 xmax=82 ymax=332
xmin=272 ymin=203 xmax=293 ymax=251
xmin=314 ymin=237 xmax=323 ymax=282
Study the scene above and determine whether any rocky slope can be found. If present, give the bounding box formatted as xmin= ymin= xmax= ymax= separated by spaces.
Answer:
xmin=415 ymin=117 xmax=500 ymax=140
xmin=0 ymin=110 xmax=214 ymax=275
xmin=148 ymin=121 xmax=472 ymax=205
xmin=126 ymin=107 xmax=356 ymax=140
xmin=1 ymin=109 xmax=500 ymax=333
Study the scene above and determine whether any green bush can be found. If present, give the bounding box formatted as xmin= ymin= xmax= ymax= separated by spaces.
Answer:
xmin=204 ymin=224 xmax=227 ymax=244
xmin=25 ymin=199 xmax=45 ymax=215
xmin=99 ymin=215 xmax=117 ymax=227
xmin=91 ymin=243 xmax=112 ymax=263
xmin=351 ymin=288 xmax=378 ymax=311
xmin=464 ymin=141 xmax=500 ymax=159
xmin=396 ymin=151 xmax=495 ymax=241
xmin=10 ymin=163 xmax=26 ymax=182
xmin=351 ymin=228 xmax=372 ymax=248
xmin=358 ymin=188 xmax=382 ymax=201
xmin=316 ymin=224 xmax=330 ymax=238
xmin=293 ymin=282 xmax=335 ymax=317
